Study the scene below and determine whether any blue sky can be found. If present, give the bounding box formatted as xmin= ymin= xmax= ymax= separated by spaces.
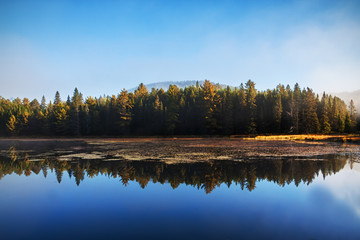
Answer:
xmin=1 ymin=0 xmax=360 ymax=100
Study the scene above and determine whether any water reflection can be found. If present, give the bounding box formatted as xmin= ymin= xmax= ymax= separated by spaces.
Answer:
xmin=0 ymin=146 xmax=354 ymax=193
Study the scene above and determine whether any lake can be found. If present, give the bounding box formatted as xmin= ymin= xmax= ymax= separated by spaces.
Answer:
xmin=0 ymin=139 xmax=360 ymax=239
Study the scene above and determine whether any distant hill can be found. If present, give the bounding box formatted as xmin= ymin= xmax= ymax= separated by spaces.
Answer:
xmin=128 ymin=80 xmax=230 ymax=92
xmin=332 ymin=90 xmax=360 ymax=116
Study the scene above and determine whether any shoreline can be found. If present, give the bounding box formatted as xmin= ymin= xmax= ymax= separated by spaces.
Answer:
xmin=0 ymin=134 xmax=359 ymax=143
xmin=0 ymin=136 xmax=359 ymax=163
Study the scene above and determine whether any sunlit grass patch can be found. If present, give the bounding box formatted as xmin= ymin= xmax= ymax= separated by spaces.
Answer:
xmin=242 ymin=134 xmax=360 ymax=143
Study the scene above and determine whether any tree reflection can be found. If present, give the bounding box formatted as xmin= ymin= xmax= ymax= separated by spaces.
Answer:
xmin=0 ymin=147 xmax=351 ymax=193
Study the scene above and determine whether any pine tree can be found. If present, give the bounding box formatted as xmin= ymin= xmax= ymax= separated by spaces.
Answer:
xmin=83 ymin=104 xmax=90 ymax=135
xmin=30 ymin=99 xmax=40 ymax=110
xmin=53 ymin=103 xmax=68 ymax=135
xmin=40 ymin=96 xmax=47 ymax=110
xmin=54 ymin=91 xmax=61 ymax=106
xmin=337 ymin=114 xmax=345 ymax=133
xmin=165 ymin=85 xmax=180 ymax=134
xmin=66 ymin=96 xmax=71 ymax=106
xmin=281 ymin=85 xmax=292 ymax=132
xmin=233 ymin=84 xmax=247 ymax=134
xmin=245 ymin=80 xmax=257 ymax=134
xmin=320 ymin=93 xmax=331 ymax=134
xmin=349 ymin=99 xmax=357 ymax=132
xmin=222 ymin=86 xmax=234 ymax=134
xmin=320 ymin=114 xmax=331 ymax=134
xmin=273 ymin=91 xmax=282 ymax=133
xmin=344 ymin=114 xmax=352 ymax=133
xmin=71 ymin=88 xmax=83 ymax=108
xmin=293 ymin=83 xmax=301 ymax=133
xmin=69 ymin=88 xmax=83 ymax=136
xmin=152 ymin=94 xmax=165 ymax=134
xmin=132 ymin=83 xmax=149 ymax=134
xmin=211 ymin=91 xmax=223 ymax=134
xmin=302 ymin=88 xmax=320 ymax=133
xmin=201 ymin=80 xmax=216 ymax=133
xmin=116 ymin=89 xmax=132 ymax=134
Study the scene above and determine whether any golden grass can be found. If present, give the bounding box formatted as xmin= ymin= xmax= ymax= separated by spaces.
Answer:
xmin=241 ymin=134 xmax=360 ymax=142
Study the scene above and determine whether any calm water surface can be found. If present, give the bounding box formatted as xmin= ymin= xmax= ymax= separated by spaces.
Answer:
xmin=0 ymin=143 xmax=360 ymax=239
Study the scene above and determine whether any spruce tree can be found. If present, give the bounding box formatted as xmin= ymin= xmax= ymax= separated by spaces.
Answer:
xmin=293 ymin=83 xmax=301 ymax=133
xmin=273 ymin=91 xmax=282 ymax=133
xmin=302 ymin=88 xmax=320 ymax=133
xmin=349 ymin=99 xmax=357 ymax=131
xmin=69 ymin=88 xmax=83 ymax=136
xmin=245 ymin=80 xmax=257 ymax=134
xmin=337 ymin=114 xmax=345 ymax=133
xmin=116 ymin=89 xmax=132 ymax=134
xmin=54 ymin=91 xmax=61 ymax=106
xmin=344 ymin=114 xmax=352 ymax=133
xmin=201 ymin=80 xmax=216 ymax=133
xmin=165 ymin=85 xmax=180 ymax=134
xmin=40 ymin=96 xmax=47 ymax=110
xmin=320 ymin=93 xmax=331 ymax=133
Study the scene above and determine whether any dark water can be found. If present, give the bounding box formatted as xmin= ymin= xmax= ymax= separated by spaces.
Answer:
xmin=1 ymin=143 xmax=360 ymax=239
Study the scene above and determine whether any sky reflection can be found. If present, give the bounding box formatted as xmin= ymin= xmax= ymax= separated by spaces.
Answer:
xmin=313 ymin=162 xmax=360 ymax=216
xmin=0 ymin=158 xmax=360 ymax=239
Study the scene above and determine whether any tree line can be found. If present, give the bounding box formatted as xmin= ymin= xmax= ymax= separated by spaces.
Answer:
xmin=0 ymin=80 xmax=358 ymax=136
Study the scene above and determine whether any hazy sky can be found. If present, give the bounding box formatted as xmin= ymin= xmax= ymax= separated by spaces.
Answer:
xmin=1 ymin=0 xmax=360 ymax=100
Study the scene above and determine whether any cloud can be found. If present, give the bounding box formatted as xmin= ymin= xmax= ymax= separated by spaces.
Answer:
xmin=315 ymin=162 xmax=360 ymax=216
xmin=280 ymin=22 xmax=360 ymax=92
xmin=123 ymin=16 xmax=360 ymax=93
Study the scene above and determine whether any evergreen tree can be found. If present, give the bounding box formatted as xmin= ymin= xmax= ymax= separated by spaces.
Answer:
xmin=293 ymin=83 xmax=301 ymax=133
xmin=302 ymin=88 xmax=320 ymax=133
xmin=222 ymin=87 xmax=234 ymax=134
xmin=320 ymin=114 xmax=331 ymax=134
xmin=337 ymin=114 xmax=345 ymax=133
xmin=233 ymin=84 xmax=247 ymax=134
xmin=83 ymin=104 xmax=90 ymax=135
xmin=131 ymin=83 xmax=149 ymax=134
xmin=54 ymin=91 xmax=61 ymax=106
xmin=116 ymin=89 xmax=132 ymax=134
xmin=273 ymin=91 xmax=282 ymax=133
xmin=53 ymin=102 xmax=69 ymax=135
xmin=40 ymin=96 xmax=47 ymax=110
xmin=245 ymin=80 xmax=257 ymax=134
xmin=165 ymin=85 xmax=180 ymax=134
xmin=349 ymin=99 xmax=357 ymax=132
xmin=65 ymin=96 xmax=70 ymax=106
xmin=320 ymin=93 xmax=331 ymax=134
xmin=69 ymin=88 xmax=83 ymax=136
xmin=344 ymin=114 xmax=352 ymax=133
xmin=200 ymin=80 xmax=217 ymax=133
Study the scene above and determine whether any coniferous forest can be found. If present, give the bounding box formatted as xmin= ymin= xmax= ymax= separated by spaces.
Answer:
xmin=0 ymin=80 xmax=358 ymax=136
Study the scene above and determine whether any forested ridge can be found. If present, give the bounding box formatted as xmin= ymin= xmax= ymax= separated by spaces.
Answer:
xmin=0 ymin=80 xmax=358 ymax=136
